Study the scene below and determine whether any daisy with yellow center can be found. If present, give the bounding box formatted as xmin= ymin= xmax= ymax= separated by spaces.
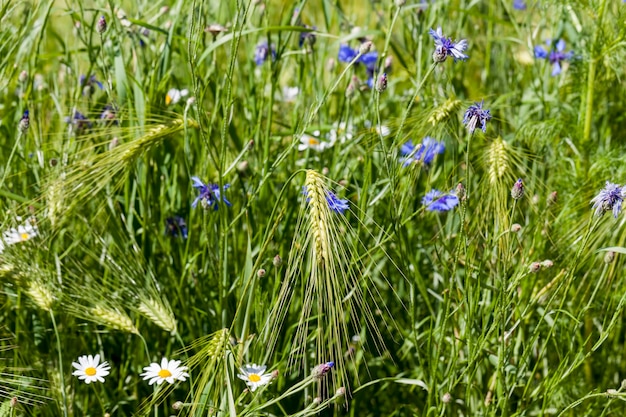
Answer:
xmin=237 ymin=364 xmax=273 ymax=392
xmin=72 ymin=354 xmax=111 ymax=384
xmin=2 ymin=217 xmax=38 ymax=246
xmin=165 ymin=88 xmax=189 ymax=105
xmin=140 ymin=357 xmax=189 ymax=385
xmin=298 ymin=131 xmax=332 ymax=152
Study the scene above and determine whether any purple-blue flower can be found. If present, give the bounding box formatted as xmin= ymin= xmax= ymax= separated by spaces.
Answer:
xmin=165 ymin=216 xmax=188 ymax=239
xmin=338 ymin=44 xmax=358 ymax=63
xmin=428 ymin=27 xmax=468 ymax=62
xmin=19 ymin=110 xmax=30 ymax=133
xmin=591 ymin=181 xmax=624 ymax=218
xmin=513 ymin=0 xmax=526 ymax=10
xmin=359 ymin=51 xmax=378 ymax=72
xmin=422 ymin=189 xmax=459 ymax=212
xmin=254 ymin=41 xmax=276 ymax=65
xmin=299 ymin=25 xmax=317 ymax=48
xmin=534 ymin=39 xmax=573 ymax=76
xmin=325 ymin=191 xmax=349 ymax=214
xmin=400 ymin=137 xmax=445 ymax=166
xmin=65 ymin=111 xmax=93 ymax=132
xmin=463 ymin=100 xmax=491 ymax=134
xmin=191 ymin=176 xmax=232 ymax=210
xmin=80 ymin=74 xmax=104 ymax=96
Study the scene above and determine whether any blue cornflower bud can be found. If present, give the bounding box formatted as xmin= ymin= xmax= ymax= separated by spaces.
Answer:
xmin=422 ymin=189 xmax=459 ymax=212
xmin=191 ymin=176 xmax=232 ymax=210
xmin=513 ymin=0 xmax=526 ymax=10
xmin=376 ymin=72 xmax=388 ymax=92
xmin=511 ymin=178 xmax=524 ymax=200
xmin=299 ymin=25 xmax=316 ymax=48
xmin=534 ymin=39 xmax=573 ymax=76
xmin=254 ymin=41 xmax=276 ymax=65
xmin=80 ymin=74 xmax=104 ymax=96
xmin=590 ymin=181 xmax=624 ymax=218
xmin=400 ymin=137 xmax=444 ymax=167
xmin=463 ymin=100 xmax=491 ymax=134
xmin=97 ymin=15 xmax=107 ymax=34
xmin=19 ymin=110 xmax=30 ymax=133
xmin=311 ymin=361 xmax=335 ymax=379
xmin=428 ymin=27 xmax=468 ymax=63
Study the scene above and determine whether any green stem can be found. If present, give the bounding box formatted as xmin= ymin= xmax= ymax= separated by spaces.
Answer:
xmin=49 ymin=311 xmax=68 ymax=417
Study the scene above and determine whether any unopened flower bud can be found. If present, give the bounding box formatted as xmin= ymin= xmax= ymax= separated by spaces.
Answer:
xmin=273 ymin=254 xmax=282 ymax=267
xmin=186 ymin=96 xmax=196 ymax=106
xmin=19 ymin=110 xmax=30 ymax=133
xmin=529 ymin=262 xmax=541 ymax=273
xmin=312 ymin=397 xmax=322 ymax=405
xmin=604 ymin=251 xmax=615 ymax=264
xmin=172 ymin=401 xmax=184 ymax=410
xmin=442 ymin=392 xmax=452 ymax=404
xmin=456 ymin=183 xmax=466 ymax=201
xmin=395 ymin=0 xmax=407 ymax=6
xmin=541 ymin=259 xmax=553 ymax=269
xmin=511 ymin=223 xmax=522 ymax=232
xmin=271 ymin=369 xmax=279 ymax=379
xmin=547 ymin=191 xmax=558 ymax=206
xmin=433 ymin=46 xmax=447 ymax=63
xmin=237 ymin=160 xmax=249 ymax=174
xmin=97 ymin=15 xmax=107 ymax=34
xmin=384 ymin=55 xmax=393 ymax=71
xmin=109 ymin=137 xmax=119 ymax=150
xmin=257 ymin=269 xmax=266 ymax=277
xmin=359 ymin=41 xmax=373 ymax=55
xmin=18 ymin=70 xmax=28 ymax=83
xmin=511 ymin=178 xmax=524 ymax=200
xmin=376 ymin=72 xmax=388 ymax=93
xmin=311 ymin=361 xmax=334 ymax=379
xmin=10 ymin=397 xmax=17 ymax=408
xmin=335 ymin=387 xmax=346 ymax=397
xmin=49 ymin=158 xmax=58 ymax=167
xmin=322 ymin=167 xmax=329 ymax=175
xmin=326 ymin=58 xmax=336 ymax=72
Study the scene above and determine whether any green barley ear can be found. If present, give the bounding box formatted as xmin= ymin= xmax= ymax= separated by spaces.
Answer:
xmin=428 ymin=98 xmax=462 ymax=126
xmin=87 ymin=305 xmax=139 ymax=334
xmin=262 ymin=169 xmax=390 ymax=393
xmin=45 ymin=117 xmax=199 ymax=227
xmin=137 ymin=297 xmax=177 ymax=334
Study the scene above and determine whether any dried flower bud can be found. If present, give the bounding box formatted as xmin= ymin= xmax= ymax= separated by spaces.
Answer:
xmin=442 ymin=392 xmax=452 ymax=404
xmin=511 ymin=223 xmax=522 ymax=232
xmin=273 ymin=254 xmax=282 ymax=267
xmin=18 ymin=70 xmax=28 ymax=83
xmin=376 ymin=72 xmax=388 ymax=93
xmin=529 ymin=262 xmax=541 ymax=273
xmin=541 ymin=259 xmax=553 ymax=269
xmin=311 ymin=361 xmax=334 ymax=379
xmin=511 ymin=178 xmax=524 ymax=200
xmin=433 ymin=46 xmax=447 ymax=63
xmin=172 ymin=401 xmax=184 ymax=410
xmin=604 ymin=251 xmax=615 ymax=264
xmin=359 ymin=41 xmax=373 ymax=55
xmin=97 ymin=15 xmax=107 ymax=34
xmin=257 ymin=269 xmax=266 ymax=278
xmin=345 ymin=78 xmax=357 ymax=98
xmin=271 ymin=369 xmax=279 ymax=379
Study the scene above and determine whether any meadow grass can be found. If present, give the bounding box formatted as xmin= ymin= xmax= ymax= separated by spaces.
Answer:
xmin=2 ymin=0 xmax=626 ymax=415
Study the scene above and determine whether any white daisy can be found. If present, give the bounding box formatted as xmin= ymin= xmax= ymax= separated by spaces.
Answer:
xmin=165 ymin=88 xmax=189 ymax=105
xmin=328 ymin=122 xmax=354 ymax=144
xmin=2 ymin=218 xmax=38 ymax=245
xmin=72 ymin=354 xmax=111 ymax=384
xmin=282 ymin=86 xmax=299 ymax=102
xmin=298 ymin=131 xmax=331 ymax=152
xmin=140 ymin=357 xmax=189 ymax=385
xmin=364 ymin=120 xmax=391 ymax=137
xmin=237 ymin=363 xmax=273 ymax=392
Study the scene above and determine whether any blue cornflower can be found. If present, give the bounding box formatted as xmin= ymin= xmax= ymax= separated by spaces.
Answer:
xmin=100 ymin=105 xmax=117 ymax=123
xmin=65 ymin=111 xmax=93 ymax=132
xmin=400 ymin=137 xmax=445 ymax=167
xmin=591 ymin=181 xmax=625 ymax=218
xmin=422 ymin=189 xmax=459 ymax=212
xmin=299 ymin=25 xmax=317 ymax=48
xmin=338 ymin=44 xmax=358 ymax=63
xmin=428 ymin=27 xmax=468 ymax=63
xmin=463 ymin=100 xmax=491 ymax=134
xmin=19 ymin=110 xmax=30 ymax=133
xmin=534 ymin=39 xmax=573 ymax=76
xmin=80 ymin=74 xmax=104 ymax=96
xmin=165 ymin=216 xmax=188 ymax=239
xmin=359 ymin=51 xmax=378 ymax=72
xmin=254 ymin=41 xmax=276 ymax=65
xmin=513 ymin=0 xmax=526 ymax=10
xmin=325 ymin=191 xmax=349 ymax=214
xmin=191 ymin=177 xmax=232 ymax=210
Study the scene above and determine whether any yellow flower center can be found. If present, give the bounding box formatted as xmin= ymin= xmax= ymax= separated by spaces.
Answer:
xmin=248 ymin=373 xmax=261 ymax=383
xmin=85 ymin=367 xmax=97 ymax=376
xmin=20 ymin=233 xmax=29 ymax=240
xmin=158 ymin=369 xmax=172 ymax=378
xmin=165 ymin=94 xmax=172 ymax=105
xmin=308 ymin=138 xmax=319 ymax=146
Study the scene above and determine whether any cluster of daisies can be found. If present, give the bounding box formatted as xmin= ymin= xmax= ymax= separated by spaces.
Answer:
xmin=71 ymin=355 xmax=275 ymax=392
